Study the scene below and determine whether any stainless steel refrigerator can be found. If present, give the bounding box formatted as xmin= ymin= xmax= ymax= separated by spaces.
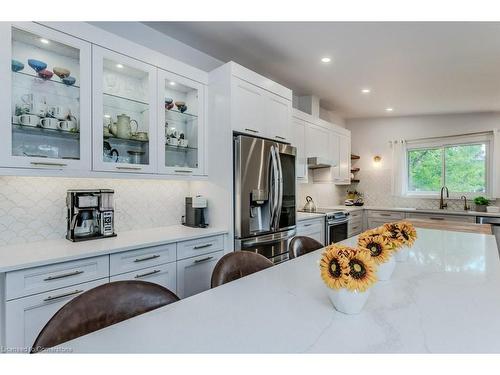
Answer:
xmin=234 ymin=134 xmax=297 ymax=264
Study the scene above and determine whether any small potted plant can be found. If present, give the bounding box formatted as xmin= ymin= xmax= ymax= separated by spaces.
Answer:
xmin=474 ymin=196 xmax=490 ymax=212
xmin=320 ymin=244 xmax=377 ymax=314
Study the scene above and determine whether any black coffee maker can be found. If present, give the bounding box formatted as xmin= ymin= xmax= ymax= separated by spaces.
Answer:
xmin=183 ymin=196 xmax=208 ymax=228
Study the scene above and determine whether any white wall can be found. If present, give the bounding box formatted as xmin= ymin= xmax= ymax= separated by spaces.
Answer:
xmin=346 ymin=112 xmax=500 ymax=208
xmin=89 ymin=22 xmax=224 ymax=72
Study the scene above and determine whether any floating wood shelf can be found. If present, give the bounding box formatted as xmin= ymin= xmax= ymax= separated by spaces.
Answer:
xmin=351 ymin=168 xmax=360 ymax=173
xmin=351 ymin=154 xmax=360 ymax=160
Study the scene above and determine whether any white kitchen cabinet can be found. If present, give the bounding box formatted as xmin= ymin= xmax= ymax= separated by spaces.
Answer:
xmin=110 ymin=262 xmax=176 ymax=292
xmin=366 ymin=210 xmax=406 ymax=229
xmin=92 ymin=45 xmax=158 ymax=174
xmin=158 ymin=69 xmax=206 ymax=176
xmin=231 ymin=77 xmax=292 ymax=142
xmin=406 ymin=212 xmax=475 ymax=223
xmin=296 ymin=218 xmax=325 ymax=245
xmin=338 ymin=134 xmax=351 ymax=184
xmin=305 ymin=123 xmax=330 ymax=161
xmin=292 ymin=117 xmax=307 ymax=181
xmin=0 ymin=22 xmax=92 ymax=171
xmin=312 ymin=129 xmax=351 ymax=184
xmin=5 ymin=278 xmax=107 ymax=349
xmin=176 ymin=250 xmax=224 ymax=298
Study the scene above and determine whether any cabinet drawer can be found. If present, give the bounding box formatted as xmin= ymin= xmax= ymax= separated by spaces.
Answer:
xmin=6 ymin=255 xmax=109 ymax=301
xmin=348 ymin=220 xmax=363 ymax=237
xmin=110 ymin=243 xmax=176 ymax=276
xmin=349 ymin=210 xmax=363 ymax=220
xmin=367 ymin=219 xmax=392 ymax=230
xmin=367 ymin=210 xmax=405 ymax=220
xmin=406 ymin=213 xmax=475 ymax=223
xmin=297 ymin=219 xmax=324 ymax=235
xmin=177 ymin=235 xmax=224 ymax=260
xmin=110 ymin=262 xmax=176 ymax=294
xmin=176 ymin=250 xmax=224 ymax=299
xmin=5 ymin=278 xmax=107 ymax=348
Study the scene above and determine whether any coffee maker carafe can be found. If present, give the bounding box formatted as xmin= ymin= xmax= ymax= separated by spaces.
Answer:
xmin=66 ymin=189 xmax=116 ymax=242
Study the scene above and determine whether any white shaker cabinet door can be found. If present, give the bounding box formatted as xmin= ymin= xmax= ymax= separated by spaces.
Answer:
xmin=264 ymin=91 xmax=291 ymax=143
xmin=292 ymin=117 xmax=307 ymax=181
xmin=176 ymin=250 xmax=224 ymax=299
xmin=231 ymin=77 xmax=265 ymax=137
xmin=338 ymin=134 xmax=351 ymax=184
xmin=5 ymin=278 xmax=107 ymax=349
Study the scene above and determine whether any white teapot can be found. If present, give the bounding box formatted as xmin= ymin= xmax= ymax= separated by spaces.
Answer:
xmin=109 ymin=114 xmax=138 ymax=139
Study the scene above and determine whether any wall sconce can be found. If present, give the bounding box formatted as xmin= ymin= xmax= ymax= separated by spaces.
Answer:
xmin=373 ymin=155 xmax=382 ymax=167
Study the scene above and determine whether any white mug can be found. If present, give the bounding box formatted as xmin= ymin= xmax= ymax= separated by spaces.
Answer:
xmin=49 ymin=106 xmax=70 ymax=120
xmin=58 ymin=120 xmax=77 ymax=132
xmin=12 ymin=115 xmax=20 ymax=125
xmin=19 ymin=114 xmax=40 ymax=127
xmin=21 ymin=94 xmax=47 ymax=117
xmin=40 ymin=117 xmax=59 ymax=130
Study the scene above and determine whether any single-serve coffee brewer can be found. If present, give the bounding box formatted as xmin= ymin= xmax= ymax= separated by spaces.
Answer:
xmin=66 ymin=189 xmax=116 ymax=242
xmin=183 ymin=196 xmax=208 ymax=228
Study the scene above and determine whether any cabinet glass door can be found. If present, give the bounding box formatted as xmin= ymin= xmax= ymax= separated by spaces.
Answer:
xmin=158 ymin=69 xmax=204 ymax=175
xmin=92 ymin=46 xmax=157 ymax=173
xmin=0 ymin=23 xmax=91 ymax=170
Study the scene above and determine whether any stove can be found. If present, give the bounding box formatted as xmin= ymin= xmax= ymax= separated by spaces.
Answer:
xmin=298 ymin=208 xmax=350 ymax=244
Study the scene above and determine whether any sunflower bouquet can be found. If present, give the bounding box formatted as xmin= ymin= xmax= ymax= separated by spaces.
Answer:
xmin=320 ymin=244 xmax=377 ymax=292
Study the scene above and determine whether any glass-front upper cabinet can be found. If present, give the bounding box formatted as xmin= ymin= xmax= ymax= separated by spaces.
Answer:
xmin=92 ymin=46 xmax=157 ymax=173
xmin=0 ymin=23 xmax=91 ymax=170
xmin=158 ymin=69 xmax=205 ymax=175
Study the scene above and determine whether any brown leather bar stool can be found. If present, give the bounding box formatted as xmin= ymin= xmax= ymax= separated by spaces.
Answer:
xmin=211 ymin=251 xmax=274 ymax=288
xmin=289 ymin=236 xmax=324 ymax=258
xmin=31 ymin=280 xmax=179 ymax=353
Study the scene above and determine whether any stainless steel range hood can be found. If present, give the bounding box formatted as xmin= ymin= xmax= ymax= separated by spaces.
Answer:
xmin=307 ymin=157 xmax=334 ymax=169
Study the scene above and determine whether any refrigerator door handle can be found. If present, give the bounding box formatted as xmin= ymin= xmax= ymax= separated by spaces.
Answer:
xmin=269 ymin=145 xmax=279 ymax=230
xmin=275 ymin=147 xmax=283 ymax=231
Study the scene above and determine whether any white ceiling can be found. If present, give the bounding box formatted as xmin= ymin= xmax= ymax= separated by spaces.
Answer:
xmin=144 ymin=22 xmax=500 ymax=119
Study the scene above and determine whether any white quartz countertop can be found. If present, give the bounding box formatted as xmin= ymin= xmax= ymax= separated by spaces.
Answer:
xmin=61 ymin=228 xmax=500 ymax=353
xmin=0 ymin=226 xmax=228 ymax=273
xmin=296 ymin=212 xmax=326 ymax=221
xmin=323 ymin=205 xmax=500 ymax=217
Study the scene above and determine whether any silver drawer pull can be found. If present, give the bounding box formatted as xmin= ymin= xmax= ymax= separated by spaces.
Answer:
xmin=44 ymin=289 xmax=83 ymax=302
xmin=275 ymin=135 xmax=286 ymax=140
xmin=30 ymin=162 xmax=67 ymax=167
xmin=379 ymin=213 xmax=392 ymax=217
xmin=135 ymin=269 xmax=160 ymax=279
xmin=44 ymin=270 xmax=84 ymax=281
xmin=174 ymin=169 xmax=193 ymax=173
xmin=193 ymin=243 xmax=213 ymax=250
xmin=194 ymin=256 xmax=213 ymax=264
xmin=303 ymin=223 xmax=312 ymax=227
xmin=116 ymin=166 xmax=142 ymax=170
xmin=244 ymin=128 xmax=259 ymax=133
xmin=430 ymin=217 xmax=445 ymax=221
xmin=134 ymin=254 xmax=160 ymax=262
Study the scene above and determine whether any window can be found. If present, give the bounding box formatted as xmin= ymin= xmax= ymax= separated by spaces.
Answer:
xmin=406 ymin=135 xmax=491 ymax=196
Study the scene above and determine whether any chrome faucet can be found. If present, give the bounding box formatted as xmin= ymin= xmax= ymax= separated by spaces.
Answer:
xmin=439 ymin=186 xmax=449 ymax=209
xmin=461 ymin=195 xmax=470 ymax=211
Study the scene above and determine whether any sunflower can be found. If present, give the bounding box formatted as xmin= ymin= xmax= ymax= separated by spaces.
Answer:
xmin=344 ymin=248 xmax=377 ymax=292
xmin=320 ymin=245 xmax=349 ymax=290
xmin=394 ymin=221 xmax=417 ymax=246
xmin=382 ymin=222 xmax=405 ymax=250
xmin=357 ymin=234 xmax=393 ymax=265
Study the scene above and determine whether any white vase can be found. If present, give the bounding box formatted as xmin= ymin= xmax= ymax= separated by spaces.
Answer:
xmin=326 ymin=287 xmax=371 ymax=314
xmin=377 ymin=255 xmax=396 ymax=281
xmin=395 ymin=246 xmax=409 ymax=262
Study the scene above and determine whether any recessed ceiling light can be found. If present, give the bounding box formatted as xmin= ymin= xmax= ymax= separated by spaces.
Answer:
xmin=361 ymin=88 xmax=371 ymax=94
xmin=40 ymin=38 xmax=49 ymax=44
xmin=321 ymin=57 xmax=331 ymax=63
xmin=385 ymin=107 xmax=394 ymax=112
xmin=169 ymin=81 xmax=176 ymax=86
xmin=116 ymin=64 xmax=124 ymax=69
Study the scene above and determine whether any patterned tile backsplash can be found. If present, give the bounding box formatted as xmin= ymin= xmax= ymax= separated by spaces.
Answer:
xmin=0 ymin=177 xmax=189 ymax=246
xmin=353 ymin=169 xmax=497 ymax=210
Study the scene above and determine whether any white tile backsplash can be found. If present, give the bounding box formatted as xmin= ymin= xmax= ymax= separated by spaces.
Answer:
xmin=0 ymin=176 xmax=189 ymax=246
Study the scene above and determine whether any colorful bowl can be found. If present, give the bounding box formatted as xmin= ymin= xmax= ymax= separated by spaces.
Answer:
xmin=37 ymin=69 xmax=53 ymax=80
xmin=165 ymin=98 xmax=173 ymax=105
xmin=62 ymin=76 xmax=76 ymax=86
xmin=28 ymin=59 xmax=47 ymax=72
xmin=53 ymin=67 xmax=70 ymax=79
xmin=179 ymin=105 xmax=187 ymax=113
xmin=11 ymin=59 xmax=24 ymax=72
xmin=174 ymin=101 xmax=185 ymax=109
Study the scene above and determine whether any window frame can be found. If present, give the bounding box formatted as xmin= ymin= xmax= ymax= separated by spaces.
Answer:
xmin=404 ymin=134 xmax=493 ymax=199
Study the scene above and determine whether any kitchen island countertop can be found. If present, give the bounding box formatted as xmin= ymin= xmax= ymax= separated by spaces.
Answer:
xmin=60 ymin=228 xmax=500 ymax=353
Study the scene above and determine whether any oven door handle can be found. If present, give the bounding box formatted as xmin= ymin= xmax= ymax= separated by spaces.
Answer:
xmin=327 ymin=219 xmax=349 ymax=225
